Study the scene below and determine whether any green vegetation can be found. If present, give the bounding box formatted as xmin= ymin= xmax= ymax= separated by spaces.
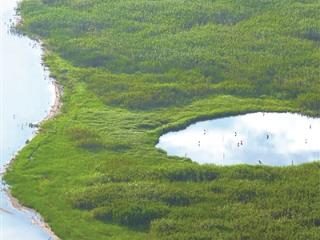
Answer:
xmin=5 ymin=0 xmax=320 ymax=239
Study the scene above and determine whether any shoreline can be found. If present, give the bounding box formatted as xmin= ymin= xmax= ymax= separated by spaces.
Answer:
xmin=3 ymin=74 xmax=62 ymax=240
xmin=1 ymin=78 xmax=62 ymax=174
xmin=4 ymin=188 xmax=59 ymax=239
xmin=44 ymin=78 xmax=63 ymax=122
xmin=2 ymin=3 xmax=63 ymax=236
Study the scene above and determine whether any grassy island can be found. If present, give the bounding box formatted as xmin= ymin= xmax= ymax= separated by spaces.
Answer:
xmin=5 ymin=0 xmax=320 ymax=239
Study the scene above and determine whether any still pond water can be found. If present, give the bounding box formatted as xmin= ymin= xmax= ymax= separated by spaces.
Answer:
xmin=1 ymin=0 xmax=55 ymax=239
xmin=157 ymin=112 xmax=320 ymax=166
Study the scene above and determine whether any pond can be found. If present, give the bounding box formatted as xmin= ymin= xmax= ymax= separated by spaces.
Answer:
xmin=1 ymin=0 xmax=57 ymax=239
xmin=157 ymin=112 xmax=320 ymax=166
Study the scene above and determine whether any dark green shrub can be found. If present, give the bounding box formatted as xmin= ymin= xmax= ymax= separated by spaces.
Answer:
xmin=93 ymin=201 xmax=169 ymax=227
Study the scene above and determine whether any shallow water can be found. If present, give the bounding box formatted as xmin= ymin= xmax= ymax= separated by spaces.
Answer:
xmin=0 ymin=0 xmax=55 ymax=239
xmin=157 ymin=112 xmax=320 ymax=166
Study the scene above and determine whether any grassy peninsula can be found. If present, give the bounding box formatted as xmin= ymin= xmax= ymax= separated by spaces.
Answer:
xmin=5 ymin=0 xmax=320 ymax=239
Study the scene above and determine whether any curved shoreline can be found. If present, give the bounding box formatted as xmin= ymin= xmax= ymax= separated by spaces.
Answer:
xmin=1 ymin=1 xmax=63 ymax=238
xmin=5 ymin=188 xmax=59 ymax=239
xmin=4 ymin=77 xmax=62 ymax=239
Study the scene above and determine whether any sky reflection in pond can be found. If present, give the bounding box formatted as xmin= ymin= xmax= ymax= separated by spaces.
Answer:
xmin=157 ymin=112 xmax=320 ymax=166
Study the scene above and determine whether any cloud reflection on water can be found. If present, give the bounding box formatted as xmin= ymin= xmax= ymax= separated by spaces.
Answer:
xmin=157 ymin=112 xmax=320 ymax=166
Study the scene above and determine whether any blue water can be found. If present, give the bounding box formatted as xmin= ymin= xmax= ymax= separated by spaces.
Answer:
xmin=157 ymin=112 xmax=320 ymax=166
xmin=0 ymin=0 xmax=56 ymax=239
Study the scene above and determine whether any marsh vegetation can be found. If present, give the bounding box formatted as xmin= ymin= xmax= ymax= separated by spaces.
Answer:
xmin=5 ymin=0 xmax=320 ymax=239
